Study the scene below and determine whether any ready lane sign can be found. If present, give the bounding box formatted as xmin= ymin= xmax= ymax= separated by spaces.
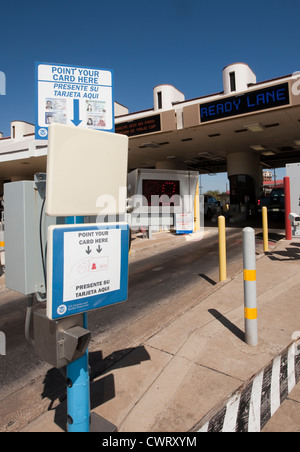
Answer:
xmin=35 ymin=62 xmax=114 ymax=140
xmin=47 ymin=223 xmax=129 ymax=320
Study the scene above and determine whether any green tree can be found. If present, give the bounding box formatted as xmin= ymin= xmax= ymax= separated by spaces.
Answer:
xmin=204 ymin=190 xmax=221 ymax=200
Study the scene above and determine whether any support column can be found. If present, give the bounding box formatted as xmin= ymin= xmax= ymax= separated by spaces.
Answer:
xmin=227 ymin=151 xmax=262 ymax=215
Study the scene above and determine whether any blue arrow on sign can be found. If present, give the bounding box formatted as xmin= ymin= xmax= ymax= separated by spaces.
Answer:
xmin=71 ymin=99 xmax=82 ymax=126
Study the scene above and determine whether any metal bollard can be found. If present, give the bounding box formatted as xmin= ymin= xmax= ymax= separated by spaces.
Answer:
xmin=243 ymin=227 xmax=258 ymax=346
xmin=218 ymin=215 xmax=227 ymax=282
xmin=262 ymin=206 xmax=269 ymax=253
xmin=284 ymin=177 xmax=292 ymax=240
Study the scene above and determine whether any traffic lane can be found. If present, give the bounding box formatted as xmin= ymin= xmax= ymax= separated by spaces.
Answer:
xmin=88 ymin=227 xmax=271 ymax=337
xmin=128 ymin=226 xmax=283 ymax=294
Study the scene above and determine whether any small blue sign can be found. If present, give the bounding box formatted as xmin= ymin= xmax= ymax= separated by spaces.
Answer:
xmin=175 ymin=213 xmax=194 ymax=235
xmin=47 ymin=223 xmax=129 ymax=320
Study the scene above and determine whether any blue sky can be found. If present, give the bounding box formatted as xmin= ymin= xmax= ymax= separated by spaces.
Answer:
xmin=0 ymin=0 xmax=297 ymax=190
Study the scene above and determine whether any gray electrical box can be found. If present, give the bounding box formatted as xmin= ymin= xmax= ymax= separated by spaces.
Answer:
xmin=33 ymin=309 xmax=91 ymax=368
xmin=286 ymin=163 xmax=300 ymax=238
xmin=287 ymin=163 xmax=300 ymax=214
xmin=4 ymin=175 xmax=60 ymax=295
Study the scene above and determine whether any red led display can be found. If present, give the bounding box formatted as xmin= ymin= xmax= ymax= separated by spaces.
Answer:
xmin=142 ymin=179 xmax=180 ymax=206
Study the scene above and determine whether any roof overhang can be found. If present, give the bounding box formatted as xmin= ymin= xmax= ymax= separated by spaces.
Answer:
xmin=1 ymin=75 xmax=300 ymax=180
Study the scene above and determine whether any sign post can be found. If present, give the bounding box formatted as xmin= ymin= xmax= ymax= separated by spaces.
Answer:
xmin=43 ymin=80 xmax=128 ymax=430
xmin=65 ymin=216 xmax=90 ymax=433
xmin=66 ymin=334 xmax=90 ymax=432
xmin=47 ymin=221 xmax=129 ymax=432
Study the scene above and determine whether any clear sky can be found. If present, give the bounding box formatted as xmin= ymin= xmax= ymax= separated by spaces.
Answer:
xmin=0 ymin=0 xmax=297 ymax=188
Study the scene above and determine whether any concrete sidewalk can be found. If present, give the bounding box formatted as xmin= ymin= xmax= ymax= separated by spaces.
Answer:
xmin=20 ymin=233 xmax=300 ymax=432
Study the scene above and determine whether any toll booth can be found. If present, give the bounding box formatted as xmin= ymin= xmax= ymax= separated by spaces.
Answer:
xmin=127 ymin=169 xmax=200 ymax=235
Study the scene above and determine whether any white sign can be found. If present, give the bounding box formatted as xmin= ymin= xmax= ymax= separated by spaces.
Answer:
xmin=175 ymin=212 xmax=194 ymax=234
xmin=63 ymin=228 xmax=121 ymax=303
xmin=47 ymin=223 xmax=129 ymax=320
xmin=35 ymin=62 xmax=114 ymax=139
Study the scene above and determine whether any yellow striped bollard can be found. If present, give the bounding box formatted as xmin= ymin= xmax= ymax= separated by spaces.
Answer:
xmin=262 ymin=206 xmax=269 ymax=253
xmin=243 ymin=227 xmax=258 ymax=346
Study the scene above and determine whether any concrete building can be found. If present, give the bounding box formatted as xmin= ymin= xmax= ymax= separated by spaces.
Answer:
xmin=1 ymin=63 xmax=300 ymax=216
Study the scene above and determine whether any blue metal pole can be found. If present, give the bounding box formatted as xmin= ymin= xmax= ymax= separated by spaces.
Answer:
xmin=66 ymin=216 xmax=85 ymax=225
xmin=66 ymin=216 xmax=90 ymax=432
xmin=66 ymin=338 xmax=90 ymax=432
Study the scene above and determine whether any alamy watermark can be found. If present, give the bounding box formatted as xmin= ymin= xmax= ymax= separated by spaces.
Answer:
xmin=292 ymin=71 xmax=300 ymax=97
xmin=94 ymin=190 xmax=204 ymax=235
xmin=0 ymin=71 xmax=6 ymax=96
xmin=0 ymin=331 xmax=5 ymax=355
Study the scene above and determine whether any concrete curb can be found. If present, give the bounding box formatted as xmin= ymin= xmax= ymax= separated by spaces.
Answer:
xmin=191 ymin=338 xmax=300 ymax=432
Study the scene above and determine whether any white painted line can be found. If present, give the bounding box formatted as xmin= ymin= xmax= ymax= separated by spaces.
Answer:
xmin=248 ymin=370 xmax=264 ymax=432
xmin=270 ymin=356 xmax=281 ymax=417
xmin=222 ymin=393 xmax=241 ymax=432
